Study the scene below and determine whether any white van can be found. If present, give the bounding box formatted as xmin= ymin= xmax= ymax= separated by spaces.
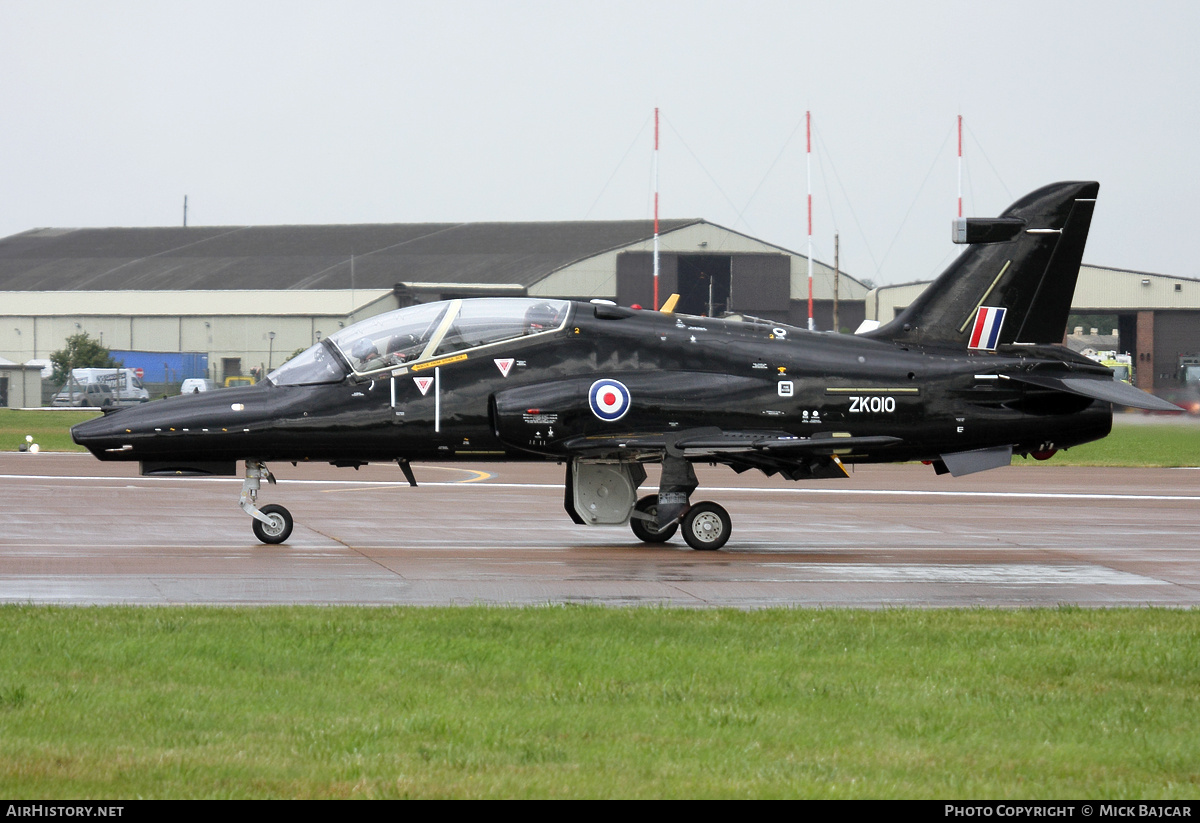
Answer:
xmin=69 ymin=368 xmax=151 ymax=405
xmin=180 ymin=378 xmax=217 ymax=394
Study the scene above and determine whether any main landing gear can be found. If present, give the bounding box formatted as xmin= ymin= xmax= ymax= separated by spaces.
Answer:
xmin=572 ymin=457 xmax=734 ymax=551
xmin=241 ymin=460 xmax=294 ymax=544
xmin=629 ymin=495 xmax=732 ymax=551
xmin=630 ymin=495 xmax=678 ymax=543
xmin=679 ymin=501 xmax=732 ymax=551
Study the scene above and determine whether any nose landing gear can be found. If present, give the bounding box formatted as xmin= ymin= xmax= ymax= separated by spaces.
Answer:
xmin=240 ymin=460 xmax=294 ymax=544
xmin=252 ymin=503 xmax=294 ymax=544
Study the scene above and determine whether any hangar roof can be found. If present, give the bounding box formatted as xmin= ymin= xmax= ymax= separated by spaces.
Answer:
xmin=0 ymin=220 xmax=703 ymax=292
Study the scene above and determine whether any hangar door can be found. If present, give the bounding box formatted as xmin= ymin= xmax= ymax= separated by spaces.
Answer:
xmin=616 ymin=252 xmax=789 ymax=318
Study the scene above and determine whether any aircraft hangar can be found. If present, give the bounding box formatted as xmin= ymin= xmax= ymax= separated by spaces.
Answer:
xmin=0 ymin=220 xmax=867 ymax=389
xmin=6 ymin=217 xmax=1194 ymax=397
xmin=866 ymin=264 xmax=1200 ymax=392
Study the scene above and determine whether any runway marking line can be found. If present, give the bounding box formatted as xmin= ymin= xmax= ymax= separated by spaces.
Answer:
xmin=4 ymin=474 xmax=1199 ymax=503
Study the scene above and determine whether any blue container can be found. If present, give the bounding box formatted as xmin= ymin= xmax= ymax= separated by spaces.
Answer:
xmin=109 ymin=351 xmax=209 ymax=383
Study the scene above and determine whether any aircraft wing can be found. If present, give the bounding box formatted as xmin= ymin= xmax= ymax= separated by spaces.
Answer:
xmin=666 ymin=431 xmax=904 ymax=456
xmin=1008 ymin=373 xmax=1183 ymax=412
xmin=561 ymin=428 xmax=902 ymax=455
xmin=560 ymin=429 xmax=904 ymax=480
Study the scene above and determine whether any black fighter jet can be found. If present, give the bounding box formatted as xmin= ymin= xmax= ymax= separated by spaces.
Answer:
xmin=72 ymin=181 xmax=1179 ymax=549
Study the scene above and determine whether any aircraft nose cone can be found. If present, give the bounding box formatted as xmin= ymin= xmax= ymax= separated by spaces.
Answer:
xmin=70 ymin=383 xmax=291 ymax=465
xmin=70 ymin=385 xmax=269 ymax=459
xmin=71 ymin=407 xmax=146 ymax=458
xmin=71 ymin=410 xmax=125 ymax=445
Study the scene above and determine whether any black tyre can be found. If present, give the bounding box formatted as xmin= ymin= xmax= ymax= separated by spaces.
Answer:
xmin=252 ymin=503 xmax=293 ymax=545
xmin=630 ymin=494 xmax=678 ymax=543
xmin=681 ymin=501 xmax=731 ymax=551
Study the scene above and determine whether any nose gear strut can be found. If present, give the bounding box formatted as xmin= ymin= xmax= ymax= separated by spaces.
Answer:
xmin=240 ymin=460 xmax=293 ymax=544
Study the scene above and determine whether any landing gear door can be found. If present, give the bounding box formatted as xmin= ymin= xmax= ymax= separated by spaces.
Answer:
xmin=568 ymin=459 xmax=646 ymax=526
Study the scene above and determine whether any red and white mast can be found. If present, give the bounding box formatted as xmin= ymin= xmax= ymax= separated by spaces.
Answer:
xmin=653 ymin=107 xmax=661 ymax=311
xmin=957 ymin=114 xmax=963 ymax=218
xmin=806 ymin=110 xmax=814 ymax=331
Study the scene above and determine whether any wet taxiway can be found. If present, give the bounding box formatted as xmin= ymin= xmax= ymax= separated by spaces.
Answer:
xmin=2 ymin=452 xmax=1198 ymax=607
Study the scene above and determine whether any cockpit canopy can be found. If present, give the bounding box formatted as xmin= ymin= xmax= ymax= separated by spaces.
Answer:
xmin=268 ymin=298 xmax=571 ymax=386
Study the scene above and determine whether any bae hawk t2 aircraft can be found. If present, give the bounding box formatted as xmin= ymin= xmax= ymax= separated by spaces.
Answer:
xmin=72 ymin=181 xmax=1179 ymax=550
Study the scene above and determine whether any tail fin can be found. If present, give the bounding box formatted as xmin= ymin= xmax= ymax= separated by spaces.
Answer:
xmin=866 ymin=181 xmax=1098 ymax=349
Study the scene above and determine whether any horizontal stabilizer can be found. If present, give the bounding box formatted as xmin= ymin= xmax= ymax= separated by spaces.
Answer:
xmin=1011 ymin=374 xmax=1183 ymax=412
xmin=938 ymin=445 xmax=1013 ymax=477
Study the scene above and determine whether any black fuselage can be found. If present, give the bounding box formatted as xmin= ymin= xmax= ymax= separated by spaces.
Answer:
xmin=72 ymin=302 xmax=1112 ymax=473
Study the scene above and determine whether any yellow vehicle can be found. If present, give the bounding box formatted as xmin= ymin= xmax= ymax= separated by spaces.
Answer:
xmin=1099 ymin=357 xmax=1132 ymax=384
xmin=224 ymin=375 xmax=256 ymax=388
xmin=1087 ymin=351 xmax=1133 ymax=384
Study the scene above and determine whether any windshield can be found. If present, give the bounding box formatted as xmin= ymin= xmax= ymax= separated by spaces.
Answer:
xmin=330 ymin=302 xmax=451 ymax=373
xmin=326 ymin=298 xmax=570 ymax=375
xmin=268 ymin=340 xmax=349 ymax=386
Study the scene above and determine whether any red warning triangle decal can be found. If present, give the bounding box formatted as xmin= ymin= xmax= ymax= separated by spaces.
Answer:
xmin=494 ymin=358 xmax=514 ymax=377
xmin=413 ymin=376 xmax=433 ymax=396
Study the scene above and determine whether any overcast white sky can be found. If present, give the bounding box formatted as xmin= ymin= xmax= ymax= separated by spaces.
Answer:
xmin=2 ymin=0 xmax=1196 ymax=286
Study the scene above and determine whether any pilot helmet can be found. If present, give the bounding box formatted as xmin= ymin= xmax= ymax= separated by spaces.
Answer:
xmin=524 ymin=302 xmax=562 ymax=332
xmin=350 ymin=337 xmax=379 ymax=363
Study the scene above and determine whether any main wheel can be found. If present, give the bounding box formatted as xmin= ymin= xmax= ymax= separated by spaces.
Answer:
xmin=630 ymin=494 xmax=678 ymax=543
xmin=252 ymin=503 xmax=293 ymax=545
xmin=681 ymin=502 xmax=731 ymax=551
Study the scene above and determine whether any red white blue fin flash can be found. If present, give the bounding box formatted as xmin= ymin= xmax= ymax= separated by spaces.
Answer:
xmin=968 ymin=306 xmax=1007 ymax=351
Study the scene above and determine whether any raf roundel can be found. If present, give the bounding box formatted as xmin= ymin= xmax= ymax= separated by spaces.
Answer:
xmin=588 ymin=379 xmax=631 ymax=422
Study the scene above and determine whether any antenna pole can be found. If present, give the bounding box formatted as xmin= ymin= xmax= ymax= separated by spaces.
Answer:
xmin=833 ymin=231 xmax=840 ymax=333
xmin=957 ymin=114 xmax=963 ymax=218
xmin=806 ymin=110 xmax=814 ymax=331
xmin=653 ymin=107 xmax=660 ymax=311
xmin=183 ymin=195 xmax=188 ymax=228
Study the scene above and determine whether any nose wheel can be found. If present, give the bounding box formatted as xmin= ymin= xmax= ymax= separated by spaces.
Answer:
xmin=240 ymin=460 xmax=294 ymax=544
xmin=251 ymin=503 xmax=294 ymax=545
xmin=681 ymin=501 xmax=731 ymax=551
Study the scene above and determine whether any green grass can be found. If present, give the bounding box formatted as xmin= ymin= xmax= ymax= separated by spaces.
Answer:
xmin=1 ymin=606 xmax=1198 ymax=799
xmin=1035 ymin=418 xmax=1200 ymax=467
xmin=0 ymin=408 xmax=99 ymax=452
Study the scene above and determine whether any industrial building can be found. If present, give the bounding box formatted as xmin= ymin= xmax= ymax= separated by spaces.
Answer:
xmin=0 ymin=220 xmax=867 ymax=398
xmin=867 ymin=264 xmax=1200 ymax=392
xmin=0 ymin=357 xmax=41 ymax=407
xmin=4 ymin=216 xmax=1196 ymax=404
